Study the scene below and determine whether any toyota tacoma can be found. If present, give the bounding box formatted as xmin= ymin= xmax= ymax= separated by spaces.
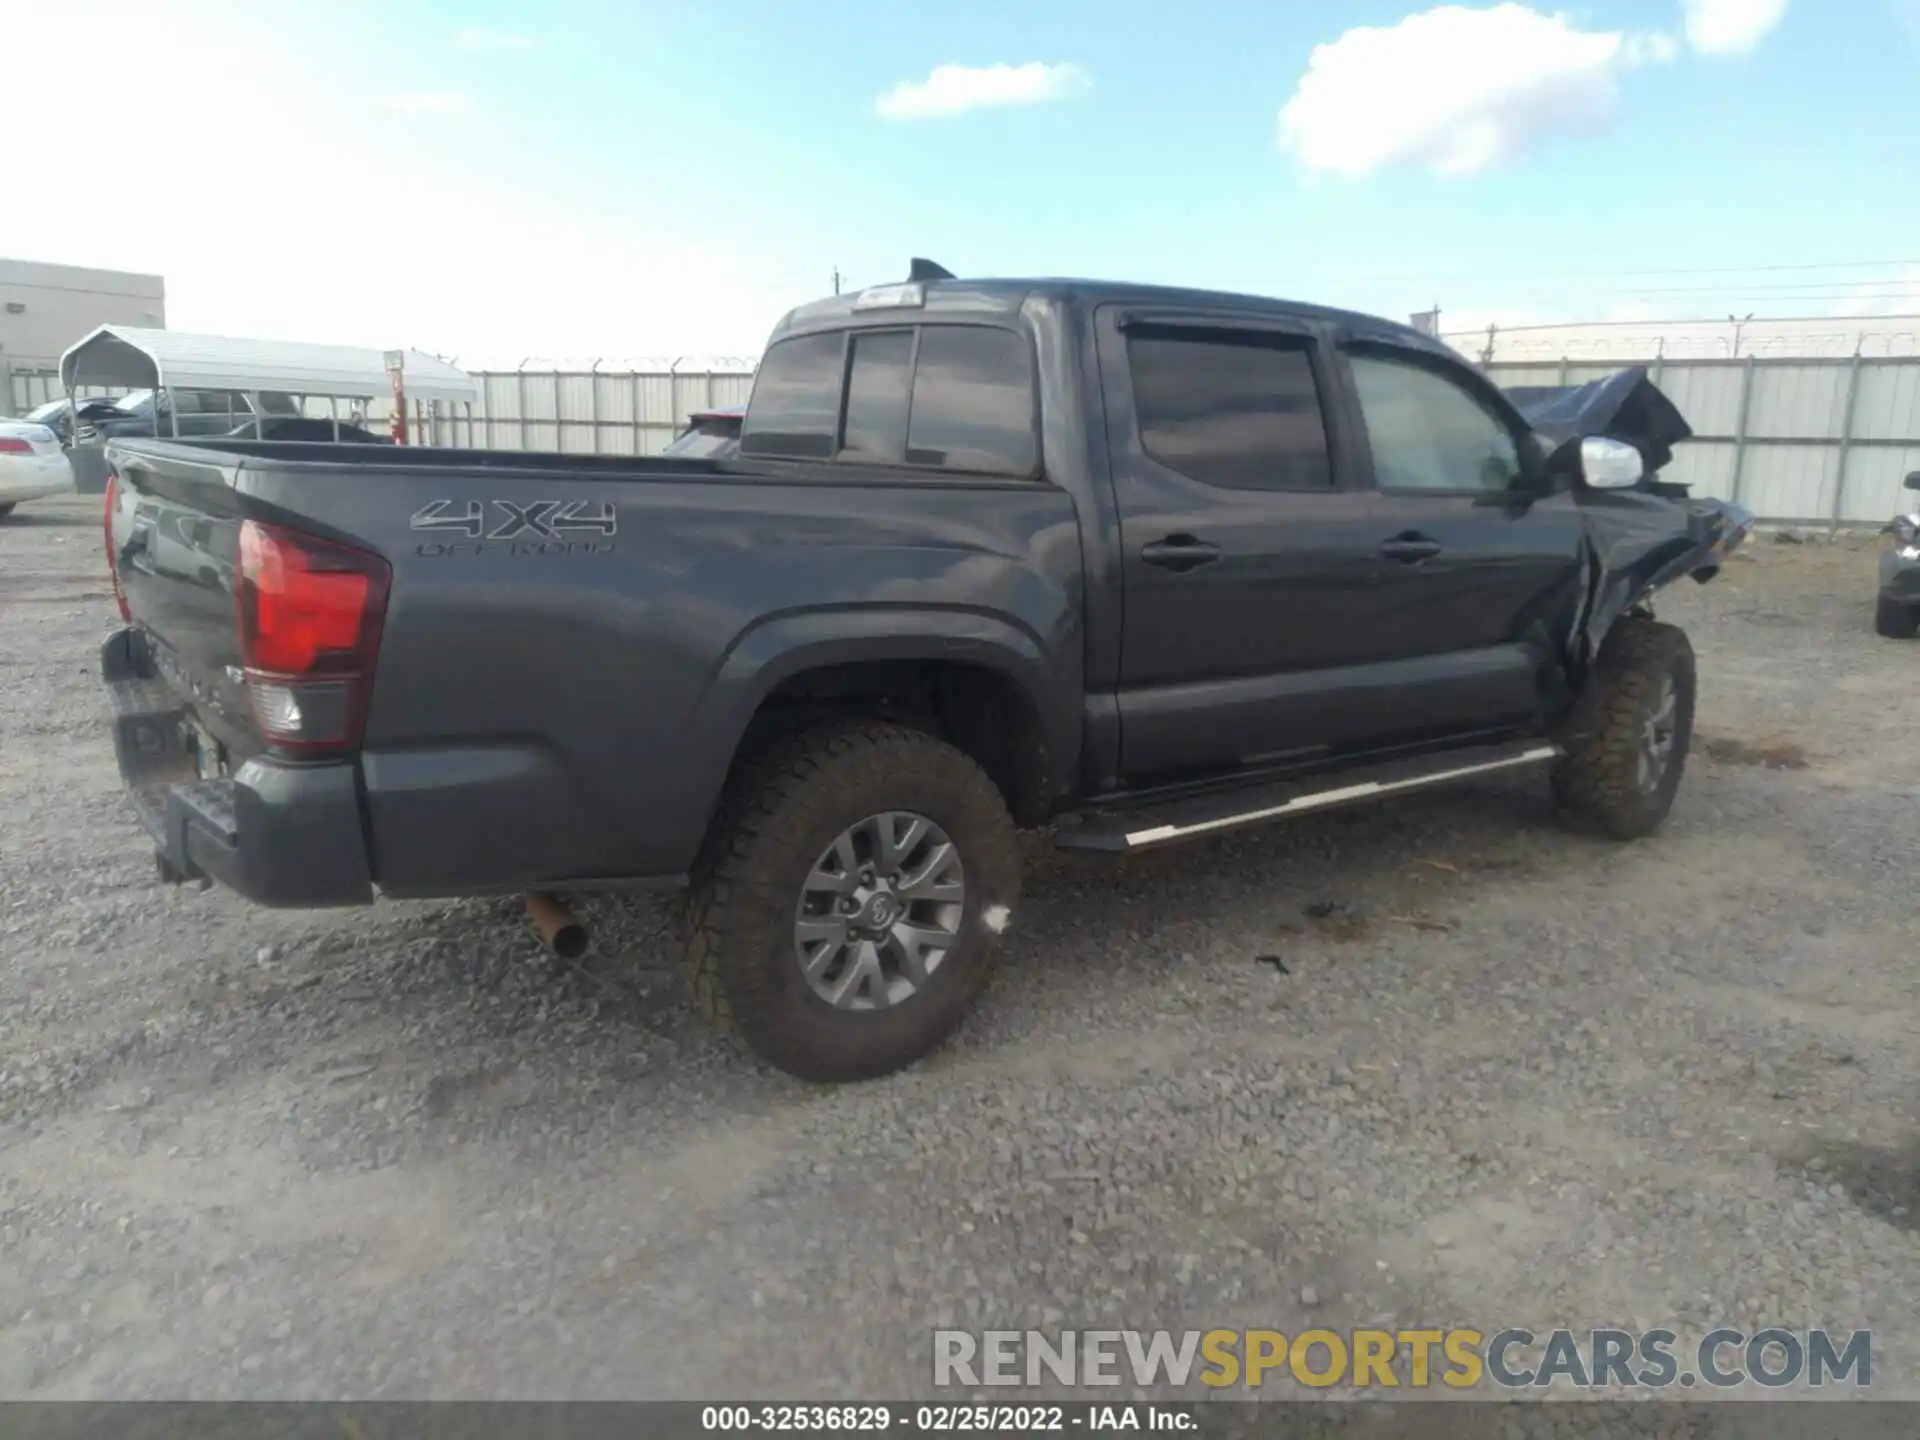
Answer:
xmin=99 ymin=262 xmax=1752 ymax=1082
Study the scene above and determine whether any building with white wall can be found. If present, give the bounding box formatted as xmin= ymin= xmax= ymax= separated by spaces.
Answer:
xmin=2 ymin=257 xmax=166 ymax=411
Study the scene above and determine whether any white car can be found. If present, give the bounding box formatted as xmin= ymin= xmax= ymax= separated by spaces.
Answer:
xmin=0 ymin=421 xmax=77 ymax=519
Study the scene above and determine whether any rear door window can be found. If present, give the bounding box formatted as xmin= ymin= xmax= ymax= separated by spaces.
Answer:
xmin=1127 ymin=331 xmax=1334 ymax=490
xmin=905 ymin=326 xmax=1036 ymax=476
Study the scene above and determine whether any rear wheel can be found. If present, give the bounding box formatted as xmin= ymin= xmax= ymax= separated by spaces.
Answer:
xmin=0 ymin=504 xmax=16 ymax=521
xmin=1875 ymin=595 xmax=1919 ymax=639
xmin=1553 ymin=618 xmax=1696 ymax=841
xmin=684 ymin=720 xmax=1019 ymax=1083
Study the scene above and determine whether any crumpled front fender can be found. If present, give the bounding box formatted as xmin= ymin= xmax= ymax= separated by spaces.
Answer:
xmin=1573 ymin=491 xmax=1754 ymax=667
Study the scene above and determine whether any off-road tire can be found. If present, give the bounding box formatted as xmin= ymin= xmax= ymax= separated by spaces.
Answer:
xmin=1875 ymin=595 xmax=1919 ymax=639
xmin=1552 ymin=618 xmax=1696 ymax=841
xmin=684 ymin=720 xmax=1019 ymax=1083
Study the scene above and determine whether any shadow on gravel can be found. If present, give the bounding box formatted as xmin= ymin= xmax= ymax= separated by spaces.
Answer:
xmin=1700 ymin=733 xmax=1812 ymax=770
xmin=1789 ymin=1136 xmax=1920 ymax=1235
xmin=0 ymin=508 xmax=91 ymax=529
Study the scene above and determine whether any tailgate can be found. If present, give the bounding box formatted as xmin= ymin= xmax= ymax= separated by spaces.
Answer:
xmin=106 ymin=444 xmax=259 ymax=759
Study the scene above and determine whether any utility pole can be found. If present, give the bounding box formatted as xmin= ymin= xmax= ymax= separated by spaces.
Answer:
xmin=832 ymin=267 xmax=843 ymax=296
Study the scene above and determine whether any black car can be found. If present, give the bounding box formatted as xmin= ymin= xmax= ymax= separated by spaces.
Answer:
xmin=21 ymin=395 xmax=133 ymax=445
xmin=1877 ymin=471 xmax=1920 ymax=638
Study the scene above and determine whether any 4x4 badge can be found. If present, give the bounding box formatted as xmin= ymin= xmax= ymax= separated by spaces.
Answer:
xmin=410 ymin=499 xmax=618 ymax=539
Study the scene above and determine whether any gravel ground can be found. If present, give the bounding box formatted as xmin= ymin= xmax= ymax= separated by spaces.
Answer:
xmin=2 ymin=494 xmax=1917 ymax=1414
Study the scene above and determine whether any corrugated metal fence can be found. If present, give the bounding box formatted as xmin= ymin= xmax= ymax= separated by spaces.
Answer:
xmin=11 ymin=354 xmax=1920 ymax=523
xmin=416 ymin=362 xmax=757 ymax=455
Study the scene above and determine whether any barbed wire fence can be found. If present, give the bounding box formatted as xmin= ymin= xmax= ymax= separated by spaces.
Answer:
xmin=1441 ymin=325 xmax=1920 ymax=365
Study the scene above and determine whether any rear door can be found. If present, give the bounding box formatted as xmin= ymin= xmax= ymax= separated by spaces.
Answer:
xmin=1095 ymin=306 xmax=1399 ymax=783
xmin=1331 ymin=336 xmax=1587 ymax=725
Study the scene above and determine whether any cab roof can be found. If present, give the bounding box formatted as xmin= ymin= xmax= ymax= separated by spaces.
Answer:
xmin=768 ymin=269 xmax=1446 ymax=357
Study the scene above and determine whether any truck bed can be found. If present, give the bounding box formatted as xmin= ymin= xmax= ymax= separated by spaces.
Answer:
xmin=102 ymin=435 xmax=1084 ymax=903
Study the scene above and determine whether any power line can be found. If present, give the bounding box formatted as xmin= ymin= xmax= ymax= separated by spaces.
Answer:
xmin=1346 ymin=257 xmax=1920 ymax=285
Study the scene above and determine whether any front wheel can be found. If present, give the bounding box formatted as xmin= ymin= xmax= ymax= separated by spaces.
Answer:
xmin=1875 ymin=595 xmax=1919 ymax=639
xmin=1553 ymin=619 xmax=1697 ymax=841
xmin=684 ymin=720 xmax=1020 ymax=1083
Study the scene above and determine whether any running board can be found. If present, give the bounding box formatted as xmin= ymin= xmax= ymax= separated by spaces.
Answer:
xmin=1053 ymin=741 xmax=1561 ymax=853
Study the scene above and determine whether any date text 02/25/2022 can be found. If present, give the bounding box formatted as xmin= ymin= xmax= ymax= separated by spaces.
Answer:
xmin=699 ymin=1403 xmax=1194 ymax=1432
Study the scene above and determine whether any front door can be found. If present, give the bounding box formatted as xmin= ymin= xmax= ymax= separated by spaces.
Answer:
xmin=1098 ymin=309 xmax=1398 ymax=784
xmin=1334 ymin=339 xmax=1588 ymax=733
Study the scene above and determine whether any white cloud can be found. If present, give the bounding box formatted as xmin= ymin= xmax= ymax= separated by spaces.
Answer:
xmin=1277 ymin=4 xmax=1683 ymax=180
xmin=1623 ymin=30 xmax=1681 ymax=64
xmin=1681 ymin=0 xmax=1789 ymax=54
xmin=875 ymin=61 xmax=1091 ymax=120
xmin=376 ymin=91 xmax=473 ymax=117
xmin=456 ymin=25 xmax=536 ymax=53
xmin=5 ymin=0 xmax=813 ymax=362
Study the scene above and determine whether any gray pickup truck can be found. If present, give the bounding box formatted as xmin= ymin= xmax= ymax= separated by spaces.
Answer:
xmin=101 ymin=263 xmax=1752 ymax=1082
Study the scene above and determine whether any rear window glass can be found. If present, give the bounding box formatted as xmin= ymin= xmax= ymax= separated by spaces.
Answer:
xmin=740 ymin=323 xmax=1038 ymax=477
xmin=840 ymin=330 xmax=914 ymax=463
xmin=905 ymin=326 xmax=1036 ymax=476
xmin=740 ymin=333 xmax=844 ymax=459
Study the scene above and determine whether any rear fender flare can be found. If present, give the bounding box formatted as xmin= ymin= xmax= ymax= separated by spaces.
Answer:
xmin=691 ymin=605 xmax=1080 ymax=809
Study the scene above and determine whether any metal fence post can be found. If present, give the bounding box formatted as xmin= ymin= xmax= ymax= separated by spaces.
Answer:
xmin=588 ymin=359 xmax=602 ymax=456
xmin=1557 ymin=357 xmax=1571 ymax=387
xmin=1830 ymin=340 xmax=1865 ymax=530
xmin=631 ymin=371 xmax=643 ymax=455
xmin=1727 ymin=355 xmax=1757 ymax=505
xmin=517 ymin=361 xmax=531 ymax=451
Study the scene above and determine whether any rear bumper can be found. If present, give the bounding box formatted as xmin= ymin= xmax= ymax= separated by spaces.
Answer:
xmin=0 ymin=454 xmax=77 ymax=503
xmin=103 ymin=628 xmax=374 ymax=907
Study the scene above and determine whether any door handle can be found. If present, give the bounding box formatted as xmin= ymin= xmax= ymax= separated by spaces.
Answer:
xmin=1139 ymin=535 xmax=1221 ymax=572
xmin=1380 ymin=533 xmax=1443 ymax=564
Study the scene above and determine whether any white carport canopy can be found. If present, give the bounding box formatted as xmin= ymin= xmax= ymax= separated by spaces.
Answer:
xmin=58 ymin=325 xmax=477 ymax=404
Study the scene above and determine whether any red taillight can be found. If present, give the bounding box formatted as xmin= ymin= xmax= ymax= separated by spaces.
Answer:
xmin=235 ymin=519 xmax=390 ymax=752
xmin=0 ymin=437 xmax=34 ymax=455
xmin=103 ymin=468 xmax=132 ymax=621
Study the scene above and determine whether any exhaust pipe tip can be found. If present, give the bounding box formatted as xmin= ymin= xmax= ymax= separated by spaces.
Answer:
xmin=524 ymin=891 xmax=589 ymax=960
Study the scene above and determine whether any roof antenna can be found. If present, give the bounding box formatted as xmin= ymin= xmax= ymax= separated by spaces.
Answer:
xmin=908 ymin=258 xmax=954 ymax=283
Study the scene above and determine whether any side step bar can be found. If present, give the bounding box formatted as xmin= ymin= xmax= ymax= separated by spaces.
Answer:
xmin=1053 ymin=741 xmax=1561 ymax=853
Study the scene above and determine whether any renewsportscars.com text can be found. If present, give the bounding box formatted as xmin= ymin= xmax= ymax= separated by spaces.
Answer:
xmin=933 ymin=1327 xmax=1872 ymax=1391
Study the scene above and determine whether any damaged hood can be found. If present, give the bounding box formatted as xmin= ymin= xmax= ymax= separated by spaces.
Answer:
xmin=1502 ymin=367 xmax=1752 ymax=666
xmin=1505 ymin=366 xmax=1694 ymax=473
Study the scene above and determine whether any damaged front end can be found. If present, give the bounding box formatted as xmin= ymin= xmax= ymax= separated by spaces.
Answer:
xmin=1506 ymin=366 xmax=1755 ymax=667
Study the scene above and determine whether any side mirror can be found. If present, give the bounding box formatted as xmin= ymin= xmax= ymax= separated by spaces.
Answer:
xmin=1903 ymin=470 xmax=1920 ymax=491
xmin=1579 ymin=436 xmax=1645 ymax=490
